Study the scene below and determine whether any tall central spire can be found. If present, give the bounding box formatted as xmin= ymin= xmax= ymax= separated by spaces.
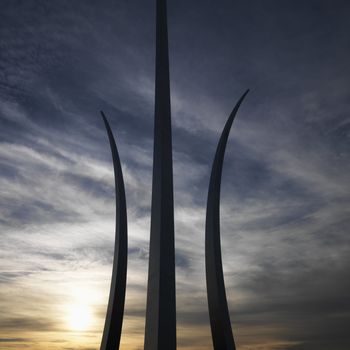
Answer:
xmin=144 ymin=0 xmax=176 ymax=349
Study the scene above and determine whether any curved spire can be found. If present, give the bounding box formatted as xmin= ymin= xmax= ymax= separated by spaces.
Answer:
xmin=100 ymin=111 xmax=128 ymax=350
xmin=205 ymin=90 xmax=249 ymax=350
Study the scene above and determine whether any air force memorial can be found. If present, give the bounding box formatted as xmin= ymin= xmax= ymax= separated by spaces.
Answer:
xmin=99 ymin=1 xmax=248 ymax=349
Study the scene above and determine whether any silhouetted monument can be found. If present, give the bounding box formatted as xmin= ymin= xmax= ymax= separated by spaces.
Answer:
xmin=144 ymin=0 xmax=176 ymax=349
xmin=205 ymin=91 xmax=249 ymax=350
xmin=98 ymin=0 xmax=249 ymax=349
xmin=100 ymin=112 xmax=128 ymax=350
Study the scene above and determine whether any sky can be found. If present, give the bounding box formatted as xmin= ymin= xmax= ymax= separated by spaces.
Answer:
xmin=0 ymin=0 xmax=350 ymax=349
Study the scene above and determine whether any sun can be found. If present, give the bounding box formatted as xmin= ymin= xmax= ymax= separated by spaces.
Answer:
xmin=67 ymin=304 xmax=93 ymax=331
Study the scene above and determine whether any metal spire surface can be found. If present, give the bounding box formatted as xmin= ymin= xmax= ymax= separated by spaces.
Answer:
xmin=100 ymin=111 xmax=128 ymax=350
xmin=205 ymin=90 xmax=249 ymax=350
xmin=144 ymin=0 xmax=176 ymax=349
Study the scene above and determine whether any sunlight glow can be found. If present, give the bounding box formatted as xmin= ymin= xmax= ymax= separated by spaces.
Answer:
xmin=67 ymin=304 xmax=93 ymax=331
